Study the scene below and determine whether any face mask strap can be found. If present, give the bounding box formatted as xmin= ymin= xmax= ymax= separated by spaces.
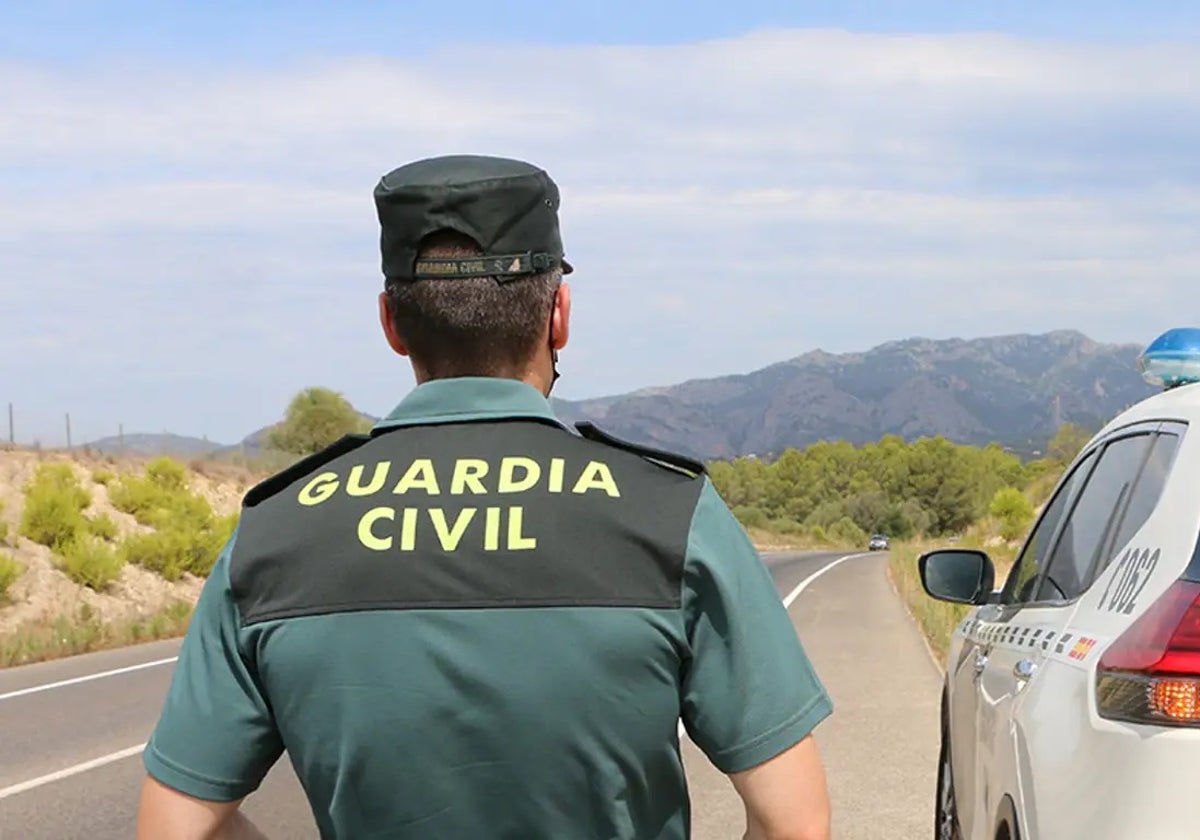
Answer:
xmin=547 ymin=297 xmax=561 ymax=396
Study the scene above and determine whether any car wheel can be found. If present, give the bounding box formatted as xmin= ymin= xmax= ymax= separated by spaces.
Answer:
xmin=936 ymin=718 xmax=962 ymax=840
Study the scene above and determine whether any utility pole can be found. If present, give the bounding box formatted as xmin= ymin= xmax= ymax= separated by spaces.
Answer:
xmin=7 ymin=403 xmax=12 ymax=445
xmin=119 ymin=423 xmax=124 ymax=456
xmin=65 ymin=413 xmax=72 ymax=449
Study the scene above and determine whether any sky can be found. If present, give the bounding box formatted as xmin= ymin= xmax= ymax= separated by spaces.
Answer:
xmin=3 ymin=1 xmax=1200 ymax=447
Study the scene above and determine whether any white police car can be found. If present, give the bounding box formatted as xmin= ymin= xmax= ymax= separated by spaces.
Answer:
xmin=919 ymin=328 xmax=1200 ymax=840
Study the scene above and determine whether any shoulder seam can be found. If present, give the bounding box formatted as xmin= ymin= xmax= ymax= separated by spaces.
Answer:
xmin=574 ymin=421 xmax=707 ymax=478
xmin=679 ymin=475 xmax=715 ymax=654
xmin=241 ymin=433 xmax=372 ymax=508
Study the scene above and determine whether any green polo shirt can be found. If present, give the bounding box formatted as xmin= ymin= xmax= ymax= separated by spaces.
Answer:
xmin=144 ymin=378 xmax=832 ymax=839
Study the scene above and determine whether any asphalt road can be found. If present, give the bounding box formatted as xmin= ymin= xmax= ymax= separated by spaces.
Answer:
xmin=0 ymin=550 xmax=941 ymax=839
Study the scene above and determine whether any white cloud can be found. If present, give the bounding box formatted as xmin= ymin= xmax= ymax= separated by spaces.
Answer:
xmin=2 ymin=28 xmax=1199 ymax=445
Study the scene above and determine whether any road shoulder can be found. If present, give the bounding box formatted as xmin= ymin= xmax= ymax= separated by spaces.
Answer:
xmin=797 ymin=551 xmax=942 ymax=839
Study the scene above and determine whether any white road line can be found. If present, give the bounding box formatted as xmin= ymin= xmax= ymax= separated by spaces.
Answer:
xmin=0 ymin=656 xmax=179 ymax=702
xmin=781 ymin=552 xmax=870 ymax=608
xmin=677 ymin=551 xmax=868 ymax=742
xmin=0 ymin=743 xmax=147 ymax=800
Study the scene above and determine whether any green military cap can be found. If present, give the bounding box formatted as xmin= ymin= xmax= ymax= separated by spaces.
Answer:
xmin=374 ymin=154 xmax=574 ymax=286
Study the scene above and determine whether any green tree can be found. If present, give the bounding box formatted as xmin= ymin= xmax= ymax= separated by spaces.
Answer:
xmin=989 ymin=487 xmax=1035 ymax=542
xmin=1047 ymin=423 xmax=1092 ymax=466
xmin=828 ymin=516 xmax=867 ymax=547
xmin=731 ymin=505 xmax=769 ymax=530
xmin=705 ymin=428 xmax=1048 ymax=541
xmin=267 ymin=387 xmax=372 ymax=456
xmin=844 ymin=491 xmax=889 ymax=535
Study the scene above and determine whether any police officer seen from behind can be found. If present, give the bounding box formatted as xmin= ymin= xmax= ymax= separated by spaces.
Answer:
xmin=136 ymin=155 xmax=834 ymax=840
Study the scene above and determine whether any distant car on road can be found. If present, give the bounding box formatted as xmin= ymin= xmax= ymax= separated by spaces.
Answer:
xmin=918 ymin=327 xmax=1200 ymax=840
xmin=868 ymin=534 xmax=889 ymax=551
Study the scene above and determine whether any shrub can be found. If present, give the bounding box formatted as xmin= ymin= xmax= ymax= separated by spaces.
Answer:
xmin=110 ymin=457 xmax=221 ymax=529
xmin=768 ymin=517 xmax=806 ymax=536
xmin=146 ymin=457 xmax=189 ymax=493
xmin=92 ymin=467 xmax=116 ymax=486
xmin=0 ymin=552 xmax=25 ymax=600
xmin=119 ymin=530 xmax=191 ymax=581
xmin=119 ymin=511 xmax=238 ymax=581
xmin=56 ymin=535 xmax=124 ymax=591
xmin=828 ymin=516 xmax=867 ymax=547
xmin=989 ymin=487 xmax=1035 ymax=542
xmin=732 ymin=505 xmax=769 ymax=530
xmin=0 ymin=499 xmax=8 ymax=545
xmin=107 ymin=458 xmax=238 ymax=581
xmin=87 ymin=513 xmax=119 ymax=541
xmin=21 ymin=463 xmax=90 ymax=550
xmin=110 ymin=458 xmax=184 ymax=526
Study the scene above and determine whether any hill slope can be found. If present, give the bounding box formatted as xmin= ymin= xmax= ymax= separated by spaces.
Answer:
xmin=85 ymin=432 xmax=221 ymax=459
xmin=552 ymin=330 xmax=1152 ymax=460
xmin=84 ymin=330 xmax=1153 ymax=463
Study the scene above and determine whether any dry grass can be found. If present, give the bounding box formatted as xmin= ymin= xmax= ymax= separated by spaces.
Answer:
xmin=887 ymin=538 xmax=1017 ymax=664
xmin=746 ymin=525 xmax=857 ymax=552
xmin=0 ymin=600 xmax=193 ymax=667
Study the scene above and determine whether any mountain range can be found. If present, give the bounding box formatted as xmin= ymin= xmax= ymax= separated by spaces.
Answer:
xmin=85 ymin=330 xmax=1156 ymax=462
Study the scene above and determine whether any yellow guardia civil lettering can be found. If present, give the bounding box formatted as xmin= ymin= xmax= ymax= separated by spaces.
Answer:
xmin=357 ymin=507 xmax=537 ymax=552
xmin=297 ymin=456 xmax=620 ymax=504
xmin=296 ymin=456 xmax=619 ymax=552
xmin=358 ymin=506 xmax=394 ymax=550
xmin=450 ymin=459 xmax=488 ymax=494
xmin=429 ymin=508 xmax=476 ymax=551
xmin=572 ymin=461 xmax=620 ymax=497
xmin=393 ymin=459 xmax=440 ymax=494
xmin=498 ymin=457 xmax=540 ymax=493
xmin=299 ymin=472 xmax=340 ymax=506
xmin=347 ymin=462 xmax=390 ymax=496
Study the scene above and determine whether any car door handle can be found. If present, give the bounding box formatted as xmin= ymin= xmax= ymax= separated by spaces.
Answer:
xmin=1013 ymin=659 xmax=1037 ymax=681
xmin=973 ymin=650 xmax=988 ymax=677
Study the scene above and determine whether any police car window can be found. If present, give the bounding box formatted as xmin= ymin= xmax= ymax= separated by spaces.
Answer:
xmin=1036 ymin=433 xmax=1153 ymax=602
xmin=1002 ymin=447 xmax=1098 ymax=605
xmin=1087 ymin=431 xmax=1181 ymax=582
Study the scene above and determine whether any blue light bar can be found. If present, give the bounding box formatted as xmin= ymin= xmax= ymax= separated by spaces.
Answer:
xmin=1138 ymin=328 xmax=1200 ymax=389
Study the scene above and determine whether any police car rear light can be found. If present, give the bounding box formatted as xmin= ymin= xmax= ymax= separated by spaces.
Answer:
xmin=1149 ymin=679 xmax=1200 ymax=722
xmin=1096 ymin=580 xmax=1200 ymax=727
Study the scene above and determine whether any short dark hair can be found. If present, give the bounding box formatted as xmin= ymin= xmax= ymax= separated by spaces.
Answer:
xmin=384 ymin=230 xmax=562 ymax=379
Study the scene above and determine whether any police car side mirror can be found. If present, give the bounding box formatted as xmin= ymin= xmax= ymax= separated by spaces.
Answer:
xmin=918 ymin=549 xmax=995 ymax=606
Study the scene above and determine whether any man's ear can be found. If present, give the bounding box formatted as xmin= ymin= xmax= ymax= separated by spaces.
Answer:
xmin=551 ymin=282 xmax=571 ymax=351
xmin=378 ymin=292 xmax=410 ymax=357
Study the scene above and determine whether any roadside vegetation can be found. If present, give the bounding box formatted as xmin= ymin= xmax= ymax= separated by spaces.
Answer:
xmin=710 ymin=426 xmax=1089 ymax=544
xmin=0 ymin=553 xmax=23 ymax=603
xmin=0 ymin=379 xmax=1092 ymax=669
xmin=886 ymin=537 xmax=1019 ymax=663
xmin=0 ymin=386 xmax=362 ymax=667
xmin=1 ymin=600 xmax=193 ymax=667
xmin=710 ymin=424 xmax=1091 ymax=659
xmin=110 ymin=457 xmax=239 ymax=580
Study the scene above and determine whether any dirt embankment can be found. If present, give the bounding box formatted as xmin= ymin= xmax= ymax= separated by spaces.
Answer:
xmin=0 ymin=447 xmax=256 ymax=637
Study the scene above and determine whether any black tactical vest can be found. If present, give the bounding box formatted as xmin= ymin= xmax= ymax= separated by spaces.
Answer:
xmin=229 ymin=419 xmax=708 ymax=626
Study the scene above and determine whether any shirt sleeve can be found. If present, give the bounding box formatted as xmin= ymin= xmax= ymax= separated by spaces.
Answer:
xmin=143 ymin=528 xmax=283 ymax=801
xmin=680 ymin=478 xmax=833 ymax=774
